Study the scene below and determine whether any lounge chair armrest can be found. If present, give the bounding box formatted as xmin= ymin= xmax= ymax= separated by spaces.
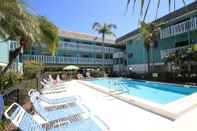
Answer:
xmin=94 ymin=115 xmax=110 ymax=131
xmin=4 ymin=102 xmax=25 ymax=127
xmin=28 ymin=89 xmax=36 ymax=97
xmin=81 ymin=104 xmax=91 ymax=113
xmin=4 ymin=103 xmax=20 ymax=119
xmin=76 ymin=96 xmax=82 ymax=102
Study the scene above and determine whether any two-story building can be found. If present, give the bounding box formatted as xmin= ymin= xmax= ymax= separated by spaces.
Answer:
xmin=22 ymin=31 xmax=123 ymax=72
xmin=117 ymin=1 xmax=197 ymax=74
xmin=0 ymin=31 xmax=125 ymax=74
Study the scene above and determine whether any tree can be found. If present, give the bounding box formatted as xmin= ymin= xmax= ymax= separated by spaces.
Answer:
xmin=126 ymin=0 xmax=186 ymax=21
xmin=139 ymin=22 xmax=162 ymax=72
xmin=0 ymin=0 xmax=59 ymax=75
xmin=92 ymin=23 xmax=116 ymax=70
xmin=164 ymin=46 xmax=197 ymax=74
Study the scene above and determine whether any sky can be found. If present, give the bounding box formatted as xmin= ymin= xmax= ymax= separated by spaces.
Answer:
xmin=25 ymin=0 xmax=195 ymax=38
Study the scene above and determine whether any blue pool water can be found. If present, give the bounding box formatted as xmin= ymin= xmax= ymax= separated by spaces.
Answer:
xmin=88 ymin=78 xmax=197 ymax=104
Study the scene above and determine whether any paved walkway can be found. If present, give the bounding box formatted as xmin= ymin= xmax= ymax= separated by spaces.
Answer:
xmin=45 ymin=80 xmax=174 ymax=131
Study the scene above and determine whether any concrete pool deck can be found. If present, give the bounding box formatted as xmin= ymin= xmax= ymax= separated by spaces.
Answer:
xmin=42 ymin=80 xmax=197 ymax=131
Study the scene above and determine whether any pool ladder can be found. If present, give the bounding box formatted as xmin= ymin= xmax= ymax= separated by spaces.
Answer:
xmin=108 ymin=81 xmax=129 ymax=96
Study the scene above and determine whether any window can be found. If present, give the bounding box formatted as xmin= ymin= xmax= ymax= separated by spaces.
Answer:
xmin=128 ymin=53 xmax=133 ymax=58
xmin=175 ymin=40 xmax=189 ymax=47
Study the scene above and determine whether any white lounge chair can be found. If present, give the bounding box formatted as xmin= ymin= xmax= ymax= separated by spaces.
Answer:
xmin=40 ymin=81 xmax=67 ymax=92
xmin=40 ymin=80 xmax=67 ymax=89
xmin=30 ymin=95 xmax=88 ymax=122
xmin=48 ymin=75 xmax=54 ymax=82
xmin=28 ymin=89 xmax=81 ymax=106
xmin=56 ymin=75 xmax=63 ymax=83
xmin=5 ymin=103 xmax=110 ymax=131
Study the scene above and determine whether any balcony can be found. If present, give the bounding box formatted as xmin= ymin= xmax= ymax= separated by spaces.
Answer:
xmin=59 ymin=41 xmax=120 ymax=53
xmin=23 ymin=55 xmax=113 ymax=65
xmin=160 ymin=17 xmax=197 ymax=39
xmin=160 ymin=45 xmax=190 ymax=59
xmin=113 ymin=52 xmax=125 ymax=58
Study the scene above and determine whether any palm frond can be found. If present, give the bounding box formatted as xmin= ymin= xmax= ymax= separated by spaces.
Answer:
xmin=92 ymin=22 xmax=101 ymax=30
xmin=143 ymin=0 xmax=151 ymax=21
xmin=168 ymin=0 xmax=172 ymax=12
xmin=108 ymin=24 xmax=117 ymax=30
xmin=92 ymin=22 xmax=116 ymax=38
xmin=155 ymin=0 xmax=160 ymax=18
xmin=126 ymin=0 xmax=187 ymax=21
xmin=38 ymin=16 xmax=59 ymax=55
xmin=0 ymin=0 xmax=59 ymax=55
xmin=140 ymin=0 xmax=145 ymax=16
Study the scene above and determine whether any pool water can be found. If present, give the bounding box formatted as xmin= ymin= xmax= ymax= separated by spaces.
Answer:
xmin=89 ymin=78 xmax=197 ymax=104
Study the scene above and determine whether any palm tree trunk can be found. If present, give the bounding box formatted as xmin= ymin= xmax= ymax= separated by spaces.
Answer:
xmin=146 ymin=48 xmax=151 ymax=73
xmin=150 ymin=47 xmax=154 ymax=72
xmin=102 ymin=33 xmax=105 ymax=72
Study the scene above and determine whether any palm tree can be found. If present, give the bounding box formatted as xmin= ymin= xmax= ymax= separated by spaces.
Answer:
xmin=0 ymin=0 xmax=59 ymax=75
xmin=92 ymin=23 xmax=116 ymax=71
xmin=139 ymin=22 xmax=161 ymax=72
xmin=126 ymin=0 xmax=186 ymax=21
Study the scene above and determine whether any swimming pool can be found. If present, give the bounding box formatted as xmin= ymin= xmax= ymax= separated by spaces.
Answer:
xmin=88 ymin=78 xmax=197 ymax=105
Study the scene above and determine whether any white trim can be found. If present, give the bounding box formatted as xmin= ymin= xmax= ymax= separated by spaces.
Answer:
xmin=4 ymin=103 xmax=25 ymax=127
xmin=128 ymin=63 xmax=165 ymax=73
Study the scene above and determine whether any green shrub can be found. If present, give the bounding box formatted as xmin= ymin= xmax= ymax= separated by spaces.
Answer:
xmin=24 ymin=61 xmax=43 ymax=79
xmin=0 ymin=71 xmax=22 ymax=90
xmin=90 ymin=69 xmax=105 ymax=77
xmin=0 ymin=121 xmax=5 ymax=130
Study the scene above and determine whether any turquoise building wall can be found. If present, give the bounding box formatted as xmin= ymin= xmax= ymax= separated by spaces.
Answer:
xmin=0 ymin=41 xmax=9 ymax=65
xmin=126 ymin=38 xmax=147 ymax=65
xmin=126 ymin=29 xmax=197 ymax=67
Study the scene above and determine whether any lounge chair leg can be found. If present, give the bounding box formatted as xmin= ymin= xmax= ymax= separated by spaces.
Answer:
xmin=16 ymin=89 xmax=19 ymax=103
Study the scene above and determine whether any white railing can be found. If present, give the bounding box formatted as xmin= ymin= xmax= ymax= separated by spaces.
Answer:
xmin=160 ymin=45 xmax=190 ymax=59
xmin=59 ymin=41 xmax=120 ymax=53
xmin=160 ymin=17 xmax=197 ymax=39
xmin=113 ymin=52 xmax=125 ymax=58
xmin=23 ymin=55 xmax=113 ymax=65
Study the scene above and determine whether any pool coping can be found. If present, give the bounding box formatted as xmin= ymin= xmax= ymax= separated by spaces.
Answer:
xmin=125 ymin=77 xmax=197 ymax=88
xmin=78 ymin=80 xmax=197 ymax=121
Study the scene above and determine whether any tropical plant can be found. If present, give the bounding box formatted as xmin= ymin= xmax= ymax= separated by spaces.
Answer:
xmin=126 ymin=0 xmax=186 ymax=20
xmin=139 ymin=21 xmax=162 ymax=72
xmin=92 ymin=23 xmax=116 ymax=70
xmin=23 ymin=61 xmax=43 ymax=79
xmin=0 ymin=71 xmax=23 ymax=91
xmin=0 ymin=0 xmax=59 ymax=75
xmin=90 ymin=69 xmax=105 ymax=78
xmin=0 ymin=121 xmax=5 ymax=130
xmin=164 ymin=45 xmax=197 ymax=72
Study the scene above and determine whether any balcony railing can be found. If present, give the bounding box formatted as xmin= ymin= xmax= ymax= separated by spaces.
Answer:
xmin=23 ymin=55 xmax=113 ymax=65
xmin=160 ymin=45 xmax=190 ymax=59
xmin=59 ymin=41 xmax=120 ymax=53
xmin=113 ymin=52 xmax=125 ymax=58
xmin=160 ymin=17 xmax=197 ymax=39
